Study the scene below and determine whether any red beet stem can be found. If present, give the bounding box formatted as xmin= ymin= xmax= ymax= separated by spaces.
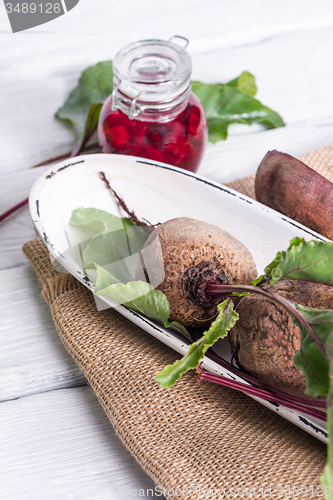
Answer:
xmin=0 ymin=197 xmax=29 ymax=223
xmin=205 ymin=350 xmax=327 ymax=409
xmin=1 ymin=143 xmax=100 ymax=225
xmin=31 ymin=143 xmax=99 ymax=168
xmin=197 ymin=369 xmax=327 ymax=422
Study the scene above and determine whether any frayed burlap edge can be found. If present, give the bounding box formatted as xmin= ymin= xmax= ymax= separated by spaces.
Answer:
xmin=23 ymin=238 xmax=327 ymax=500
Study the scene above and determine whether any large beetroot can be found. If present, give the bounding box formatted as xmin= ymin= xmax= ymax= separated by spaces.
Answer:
xmin=136 ymin=217 xmax=258 ymax=328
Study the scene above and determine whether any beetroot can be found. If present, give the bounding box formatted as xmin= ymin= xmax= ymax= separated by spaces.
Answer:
xmin=255 ymin=150 xmax=333 ymax=240
xmin=136 ymin=217 xmax=258 ymax=328
xmin=229 ymin=279 xmax=333 ymax=395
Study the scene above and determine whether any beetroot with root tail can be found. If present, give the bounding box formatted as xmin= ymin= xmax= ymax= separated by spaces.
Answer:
xmin=136 ymin=217 xmax=258 ymax=328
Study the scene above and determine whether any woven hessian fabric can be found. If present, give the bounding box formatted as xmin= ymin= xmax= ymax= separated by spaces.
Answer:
xmin=23 ymin=236 xmax=327 ymax=499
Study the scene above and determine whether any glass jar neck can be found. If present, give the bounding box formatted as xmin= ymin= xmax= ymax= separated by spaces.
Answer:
xmin=111 ymin=78 xmax=192 ymax=123
xmin=110 ymin=37 xmax=192 ymax=123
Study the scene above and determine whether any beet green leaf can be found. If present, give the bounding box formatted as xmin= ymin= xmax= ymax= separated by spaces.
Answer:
xmin=321 ymin=374 xmax=333 ymax=490
xmin=264 ymin=239 xmax=333 ymax=285
xmin=155 ymin=299 xmax=238 ymax=388
xmin=225 ymin=71 xmax=257 ymax=96
xmin=55 ymin=62 xmax=284 ymax=149
xmin=191 ymin=79 xmax=284 ymax=143
xmin=70 ymin=207 xmax=149 ymax=282
xmin=55 ymin=61 xmax=113 ymax=155
xmin=292 ymin=305 xmax=331 ymax=397
xmin=69 ymin=207 xmax=191 ymax=341
xmin=290 ymin=304 xmax=333 ymax=490
xmin=93 ymin=264 xmax=191 ymax=340
xmin=70 ymin=206 xmax=135 ymax=238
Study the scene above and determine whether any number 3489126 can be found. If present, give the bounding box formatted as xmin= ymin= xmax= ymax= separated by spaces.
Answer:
xmin=5 ymin=3 xmax=62 ymax=14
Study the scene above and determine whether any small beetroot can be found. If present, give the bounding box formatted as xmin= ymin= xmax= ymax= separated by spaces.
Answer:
xmin=229 ymin=279 xmax=333 ymax=395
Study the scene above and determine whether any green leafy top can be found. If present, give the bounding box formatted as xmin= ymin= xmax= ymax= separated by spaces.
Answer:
xmin=225 ymin=70 xmax=257 ymax=96
xmin=156 ymin=299 xmax=238 ymax=388
xmin=56 ymin=61 xmax=113 ymax=155
xmin=69 ymin=207 xmax=191 ymax=341
xmin=56 ymin=63 xmax=284 ymax=150
xmin=192 ymin=77 xmax=284 ymax=143
xmin=264 ymin=238 xmax=333 ymax=285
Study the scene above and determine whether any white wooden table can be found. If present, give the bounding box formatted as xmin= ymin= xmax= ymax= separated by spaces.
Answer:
xmin=1 ymin=1 xmax=333 ymax=498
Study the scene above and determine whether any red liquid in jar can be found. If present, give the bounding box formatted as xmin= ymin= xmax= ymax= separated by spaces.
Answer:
xmin=98 ymin=92 xmax=207 ymax=172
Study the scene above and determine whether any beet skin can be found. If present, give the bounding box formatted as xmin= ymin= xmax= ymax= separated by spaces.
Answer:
xmin=229 ymin=279 xmax=333 ymax=395
xmin=255 ymin=150 xmax=333 ymax=240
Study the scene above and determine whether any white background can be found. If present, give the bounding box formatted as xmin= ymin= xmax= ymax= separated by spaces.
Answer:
xmin=1 ymin=1 xmax=333 ymax=498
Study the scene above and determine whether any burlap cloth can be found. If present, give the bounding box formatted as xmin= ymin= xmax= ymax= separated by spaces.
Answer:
xmin=23 ymin=144 xmax=333 ymax=499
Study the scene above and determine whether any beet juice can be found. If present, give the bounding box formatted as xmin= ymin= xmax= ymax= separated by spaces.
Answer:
xmin=98 ymin=37 xmax=207 ymax=173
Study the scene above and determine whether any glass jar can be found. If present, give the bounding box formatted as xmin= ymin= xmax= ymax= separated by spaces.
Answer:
xmin=98 ymin=37 xmax=207 ymax=173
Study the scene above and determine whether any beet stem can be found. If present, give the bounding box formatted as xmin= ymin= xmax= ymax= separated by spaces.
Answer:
xmin=0 ymin=197 xmax=29 ymax=223
xmin=207 ymin=283 xmax=330 ymax=365
xmin=99 ymin=171 xmax=155 ymax=230
xmin=197 ymin=368 xmax=327 ymax=422
xmin=31 ymin=143 xmax=99 ymax=168
xmin=1 ymin=143 xmax=100 ymax=225
xmin=205 ymin=350 xmax=326 ymax=409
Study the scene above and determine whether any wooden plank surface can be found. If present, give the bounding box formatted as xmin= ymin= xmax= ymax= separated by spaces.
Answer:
xmin=0 ymin=387 xmax=161 ymax=500
xmin=1 ymin=0 xmax=333 ymax=497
